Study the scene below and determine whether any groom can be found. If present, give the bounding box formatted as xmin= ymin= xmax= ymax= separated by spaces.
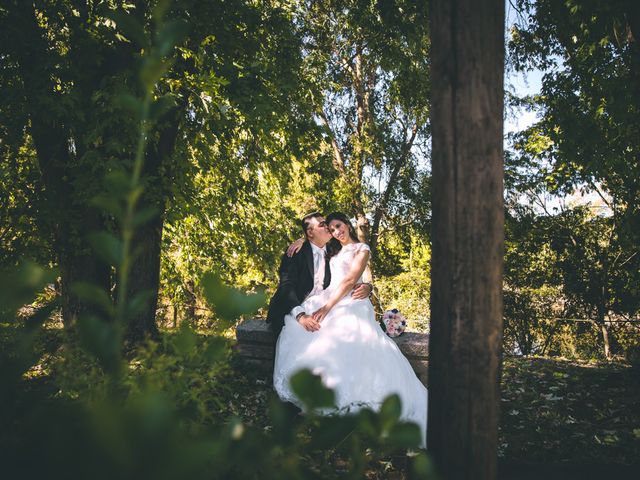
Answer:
xmin=266 ymin=212 xmax=372 ymax=338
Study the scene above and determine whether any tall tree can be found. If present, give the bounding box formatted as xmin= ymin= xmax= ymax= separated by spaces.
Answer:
xmin=509 ymin=0 xmax=640 ymax=248
xmin=428 ymin=1 xmax=504 ymax=479
xmin=2 ymin=0 xmax=124 ymax=328
xmin=300 ymin=0 xmax=431 ymax=260
xmin=0 ymin=0 xmax=305 ymax=340
xmin=550 ymin=207 xmax=639 ymax=359
xmin=508 ymin=0 xmax=640 ymax=359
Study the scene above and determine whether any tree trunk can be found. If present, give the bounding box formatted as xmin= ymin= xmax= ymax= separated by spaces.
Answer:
xmin=173 ymin=305 xmax=178 ymax=329
xmin=428 ymin=1 xmax=504 ymax=479
xmin=125 ymin=213 xmax=163 ymax=342
xmin=58 ymin=215 xmax=111 ymax=328
xmin=354 ymin=208 xmax=370 ymax=244
xmin=369 ymin=124 xmax=418 ymax=257
xmin=185 ymin=278 xmax=197 ymax=320
xmin=623 ymin=4 xmax=640 ymax=250
xmin=10 ymin=1 xmax=111 ymax=327
xmin=124 ymin=113 xmax=180 ymax=343
xmin=596 ymin=309 xmax=612 ymax=360
xmin=600 ymin=321 xmax=611 ymax=360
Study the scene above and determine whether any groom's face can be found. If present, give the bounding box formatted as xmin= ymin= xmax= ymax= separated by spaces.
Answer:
xmin=305 ymin=216 xmax=332 ymax=245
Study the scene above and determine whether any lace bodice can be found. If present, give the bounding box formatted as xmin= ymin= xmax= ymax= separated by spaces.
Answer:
xmin=328 ymin=242 xmax=370 ymax=288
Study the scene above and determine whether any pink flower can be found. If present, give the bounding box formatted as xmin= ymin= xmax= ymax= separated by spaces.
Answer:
xmin=382 ymin=309 xmax=407 ymax=338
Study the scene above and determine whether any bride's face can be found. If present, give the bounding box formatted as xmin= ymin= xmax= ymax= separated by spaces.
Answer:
xmin=329 ymin=219 xmax=351 ymax=244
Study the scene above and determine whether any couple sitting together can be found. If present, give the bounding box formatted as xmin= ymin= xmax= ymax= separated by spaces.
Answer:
xmin=267 ymin=212 xmax=427 ymax=446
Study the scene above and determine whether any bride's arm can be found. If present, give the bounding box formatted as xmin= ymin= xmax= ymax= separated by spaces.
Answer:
xmin=312 ymin=249 xmax=369 ymax=322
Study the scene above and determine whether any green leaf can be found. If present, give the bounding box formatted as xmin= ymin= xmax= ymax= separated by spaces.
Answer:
xmin=129 ymin=185 xmax=144 ymax=205
xmin=22 ymin=300 xmax=59 ymax=331
xmin=77 ymin=314 xmax=122 ymax=375
xmin=104 ymin=169 xmax=132 ymax=196
xmin=91 ymin=194 xmax=124 ymax=219
xmin=72 ymin=282 xmax=114 ymax=316
xmin=411 ymin=453 xmax=438 ymax=479
xmin=105 ymin=10 xmax=150 ymax=49
xmin=114 ymin=93 xmax=144 ymax=119
xmin=153 ymin=0 xmax=171 ymax=21
xmin=383 ymin=422 xmax=422 ymax=449
xmin=1 ymin=300 xmax=59 ymax=384
xmin=309 ymin=415 xmax=358 ymax=450
xmin=126 ymin=289 xmax=155 ymax=319
xmin=156 ymin=20 xmax=189 ymax=56
xmin=202 ymin=336 xmax=228 ymax=363
xmin=88 ymin=232 xmax=124 ymax=267
xmin=355 ymin=408 xmax=378 ymax=437
xmin=149 ymin=95 xmax=176 ymax=121
xmin=289 ymin=369 xmax=335 ymax=411
xmin=173 ymin=323 xmax=197 ymax=357
xmin=134 ymin=393 xmax=175 ymax=433
xmin=268 ymin=397 xmax=300 ymax=445
xmin=132 ymin=207 xmax=159 ymax=227
xmin=201 ymin=272 xmax=266 ymax=322
xmin=0 ymin=262 xmax=57 ymax=320
xmin=379 ymin=394 xmax=402 ymax=433
xmin=140 ymin=56 xmax=171 ymax=89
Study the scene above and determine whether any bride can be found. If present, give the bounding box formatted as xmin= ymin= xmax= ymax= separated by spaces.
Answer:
xmin=273 ymin=212 xmax=428 ymax=447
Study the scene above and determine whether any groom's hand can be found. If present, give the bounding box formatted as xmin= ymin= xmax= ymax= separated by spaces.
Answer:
xmin=297 ymin=314 xmax=320 ymax=332
xmin=351 ymin=282 xmax=372 ymax=300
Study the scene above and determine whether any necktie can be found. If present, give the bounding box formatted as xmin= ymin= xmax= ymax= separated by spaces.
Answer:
xmin=314 ymin=251 xmax=323 ymax=276
xmin=313 ymin=248 xmax=325 ymax=294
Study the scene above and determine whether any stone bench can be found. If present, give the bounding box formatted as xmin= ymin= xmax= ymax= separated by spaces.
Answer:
xmin=235 ymin=318 xmax=429 ymax=386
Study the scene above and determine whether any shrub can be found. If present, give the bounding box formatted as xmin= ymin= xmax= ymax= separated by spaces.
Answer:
xmin=376 ymin=270 xmax=430 ymax=333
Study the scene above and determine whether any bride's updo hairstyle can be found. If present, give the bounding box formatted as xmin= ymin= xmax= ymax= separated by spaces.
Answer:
xmin=325 ymin=212 xmax=360 ymax=259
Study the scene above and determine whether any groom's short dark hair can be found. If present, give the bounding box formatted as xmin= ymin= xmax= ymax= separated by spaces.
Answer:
xmin=300 ymin=211 xmax=323 ymax=236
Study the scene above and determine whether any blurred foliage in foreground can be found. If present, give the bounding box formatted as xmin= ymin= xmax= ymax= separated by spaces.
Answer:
xmin=0 ymin=261 xmax=434 ymax=480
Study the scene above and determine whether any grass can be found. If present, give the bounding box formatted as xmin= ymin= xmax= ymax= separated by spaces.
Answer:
xmin=4 ymin=323 xmax=640 ymax=478
xmin=222 ymin=349 xmax=640 ymax=476
xmin=499 ymin=356 xmax=640 ymax=466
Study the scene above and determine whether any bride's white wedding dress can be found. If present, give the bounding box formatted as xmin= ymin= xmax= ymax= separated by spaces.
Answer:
xmin=273 ymin=242 xmax=428 ymax=447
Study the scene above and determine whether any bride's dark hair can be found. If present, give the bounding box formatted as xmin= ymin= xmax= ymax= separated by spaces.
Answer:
xmin=325 ymin=212 xmax=360 ymax=259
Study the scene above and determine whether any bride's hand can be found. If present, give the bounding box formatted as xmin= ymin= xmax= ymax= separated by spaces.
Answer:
xmin=286 ymin=237 xmax=305 ymax=257
xmin=312 ymin=305 xmax=331 ymax=323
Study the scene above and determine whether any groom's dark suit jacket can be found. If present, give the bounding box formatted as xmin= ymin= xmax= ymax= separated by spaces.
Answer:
xmin=266 ymin=240 xmax=331 ymax=338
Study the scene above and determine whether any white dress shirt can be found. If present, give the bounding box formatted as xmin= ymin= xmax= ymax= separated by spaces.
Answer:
xmin=290 ymin=243 xmax=326 ymax=319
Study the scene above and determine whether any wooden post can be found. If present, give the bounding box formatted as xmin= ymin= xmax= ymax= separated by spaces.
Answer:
xmin=428 ymin=1 xmax=505 ymax=479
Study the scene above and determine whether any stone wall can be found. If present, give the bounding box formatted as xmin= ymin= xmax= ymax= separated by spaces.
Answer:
xmin=235 ymin=318 xmax=429 ymax=386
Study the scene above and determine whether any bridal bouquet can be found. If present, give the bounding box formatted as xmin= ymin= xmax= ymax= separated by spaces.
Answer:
xmin=382 ymin=309 xmax=406 ymax=337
